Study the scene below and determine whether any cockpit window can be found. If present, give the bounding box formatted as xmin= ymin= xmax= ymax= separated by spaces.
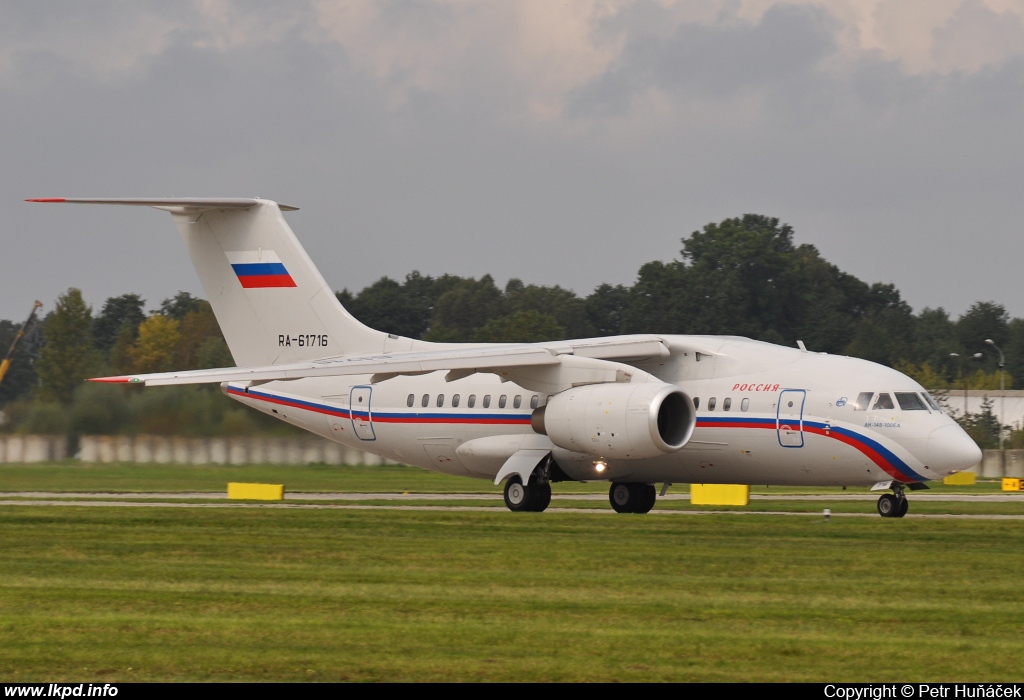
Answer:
xmin=872 ymin=393 xmax=895 ymax=410
xmin=895 ymin=392 xmax=927 ymax=410
xmin=852 ymin=392 xmax=873 ymax=411
xmin=923 ymin=393 xmax=943 ymax=412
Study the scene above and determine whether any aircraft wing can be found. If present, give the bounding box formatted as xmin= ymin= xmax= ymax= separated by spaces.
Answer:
xmin=90 ymin=335 xmax=670 ymax=387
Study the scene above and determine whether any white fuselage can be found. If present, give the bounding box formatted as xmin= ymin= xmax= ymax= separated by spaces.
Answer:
xmin=225 ymin=335 xmax=980 ymax=487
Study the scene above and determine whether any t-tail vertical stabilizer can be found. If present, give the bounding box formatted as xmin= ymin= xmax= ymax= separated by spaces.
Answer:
xmin=26 ymin=197 xmax=388 ymax=366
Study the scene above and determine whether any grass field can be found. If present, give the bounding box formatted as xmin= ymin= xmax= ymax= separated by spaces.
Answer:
xmin=1 ymin=463 xmax=1023 ymax=681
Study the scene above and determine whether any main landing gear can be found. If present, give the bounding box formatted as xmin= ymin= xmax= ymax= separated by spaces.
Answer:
xmin=503 ymin=475 xmax=552 ymax=512
xmin=609 ymin=482 xmax=657 ymax=514
xmin=877 ymin=484 xmax=909 ymax=518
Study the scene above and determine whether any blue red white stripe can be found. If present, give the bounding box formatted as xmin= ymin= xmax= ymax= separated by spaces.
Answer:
xmin=696 ymin=416 xmax=926 ymax=483
xmin=226 ymin=250 xmax=296 ymax=288
xmin=227 ymin=386 xmax=532 ymax=426
xmin=229 ymin=386 xmax=925 ymax=482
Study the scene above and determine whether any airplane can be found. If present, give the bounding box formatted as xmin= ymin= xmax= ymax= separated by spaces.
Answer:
xmin=27 ymin=197 xmax=983 ymax=517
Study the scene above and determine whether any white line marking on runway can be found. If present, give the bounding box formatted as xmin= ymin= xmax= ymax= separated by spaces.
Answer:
xmin=1 ymin=499 xmax=1022 ymax=519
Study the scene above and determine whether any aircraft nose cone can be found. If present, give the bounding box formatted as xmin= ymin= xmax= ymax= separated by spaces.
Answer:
xmin=928 ymin=424 xmax=983 ymax=476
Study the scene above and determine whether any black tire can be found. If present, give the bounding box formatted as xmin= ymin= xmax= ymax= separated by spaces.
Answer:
xmin=504 ymin=476 xmax=531 ymax=512
xmin=877 ymin=494 xmax=898 ymax=518
xmin=528 ymin=481 xmax=552 ymax=512
xmin=894 ymin=497 xmax=909 ymax=518
xmin=609 ymin=482 xmax=634 ymax=513
xmin=634 ymin=484 xmax=657 ymax=514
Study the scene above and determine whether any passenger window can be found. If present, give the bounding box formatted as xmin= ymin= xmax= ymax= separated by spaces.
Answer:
xmin=421 ymin=394 xmax=429 ymax=408
xmin=452 ymin=394 xmax=460 ymax=408
xmin=483 ymin=395 xmax=491 ymax=408
xmin=514 ymin=395 xmax=522 ymax=409
xmin=436 ymin=394 xmax=445 ymax=407
xmin=693 ymin=397 xmax=700 ymax=410
xmin=468 ymin=394 xmax=476 ymax=408
xmin=723 ymin=397 xmax=732 ymax=412
xmin=407 ymin=394 xmax=414 ymax=408
xmin=895 ymin=392 xmax=927 ymax=410
xmin=708 ymin=397 xmax=717 ymax=411
xmin=872 ymin=393 xmax=895 ymax=410
xmin=853 ymin=392 xmax=873 ymax=411
xmin=740 ymin=398 xmax=749 ymax=412
xmin=530 ymin=395 xmax=539 ymax=409
xmin=499 ymin=395 xmax=507 ymax=408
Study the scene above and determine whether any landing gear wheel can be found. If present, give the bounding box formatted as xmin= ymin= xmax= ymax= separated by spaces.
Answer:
xmin=609 ymin=483 xmax=657 ymax=514
xmin=877 ymin=493 xmax=898 ymax=518
xmin=503 ymin=476 xmax=551 ymax=512
xmin=504 ymin=477 xmax=530 ymax=512
xmin=610 ymin=482 xmax=634 ymax=513
xmin=894 ymin=497 xmax=909 ymax=518
xmin=634 ymin=484 xmax=657 ymax=514
xmin=529 ymin=481 xmax=552 ymax=512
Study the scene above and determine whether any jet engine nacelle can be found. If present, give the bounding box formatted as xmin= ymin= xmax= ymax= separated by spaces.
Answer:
xmin=531 ymin=382 xmax=695 ymax=460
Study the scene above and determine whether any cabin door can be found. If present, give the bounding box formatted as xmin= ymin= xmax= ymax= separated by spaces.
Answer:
xmin=776 ymin=389 xmax=806 ymax=448
xmin=349 ymin=385 xmax=376 ymax=441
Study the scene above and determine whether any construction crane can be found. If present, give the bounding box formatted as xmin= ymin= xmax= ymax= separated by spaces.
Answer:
xmin=0 ymin=301 xmax=43 ymax=392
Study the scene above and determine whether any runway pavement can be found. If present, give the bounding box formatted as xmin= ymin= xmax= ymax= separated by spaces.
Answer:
xmin=0 ymin=491 xmax=1021 ymax=519
xmin=1 ymin=491 xmax=1022 ymax=502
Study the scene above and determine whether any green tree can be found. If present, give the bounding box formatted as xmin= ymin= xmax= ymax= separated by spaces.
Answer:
xmin=130 ymin=315 xmax=181 ymax=374
xmin=36 ymin=288 xmax=100 ymax=404
xmin=504 ymin=281 xmax=594 ymax=339
xmin=424 ymin=275 xmax=505 ymax=342
xmin=474 ymin=310 xmax=565 ymax=343
xmin=159 ymin=291 xmax=204 ymax=321
xmin=956 ymin=302 xmax=1009 ymax=374
xmin=341 ymin=274 xmax=433 ymax=338
xmin=197 ymin=336 xmax=234 ymax=369
xmin=175 ymin=302 xmax=225 ymax=369
xmin=910 ymin=308 xmax=958 ymax=380
xmin=585 ymin=283 xmax=631 ymax=337
xmin=92 ymin=293 xmax=146 ymax=355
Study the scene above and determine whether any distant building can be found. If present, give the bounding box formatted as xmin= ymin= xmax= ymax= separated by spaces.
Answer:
xmin=932 ymin=390 xmax=1024 ymax=428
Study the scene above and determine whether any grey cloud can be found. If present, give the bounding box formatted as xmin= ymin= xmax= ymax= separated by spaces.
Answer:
xmin=570 ymin=4 xmax=838 ymax=116
xmin=932 ymin=0 xmax=1024 ymax=72
xmin=3 ymin=2 xmax=1024 ymax=325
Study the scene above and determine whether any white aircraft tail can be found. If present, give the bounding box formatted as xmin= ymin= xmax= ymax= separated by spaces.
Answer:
xmin=29 ymin=197 xmax=388 ymax=366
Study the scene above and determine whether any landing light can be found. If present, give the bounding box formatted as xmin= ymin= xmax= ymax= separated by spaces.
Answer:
xmin=594 ymin=461 xmax=607 ymax=473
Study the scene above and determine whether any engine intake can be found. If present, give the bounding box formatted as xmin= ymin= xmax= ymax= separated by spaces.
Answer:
xmin=531 ymin=382 xmax=695 ymax=460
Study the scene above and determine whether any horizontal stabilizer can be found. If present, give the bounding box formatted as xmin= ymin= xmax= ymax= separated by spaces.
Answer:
xmin=26 ymin=197 xmax=299 ymax=211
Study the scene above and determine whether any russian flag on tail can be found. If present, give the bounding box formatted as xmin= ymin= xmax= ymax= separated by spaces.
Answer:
xmin=226 ymin=250 xmax=297 ymax=288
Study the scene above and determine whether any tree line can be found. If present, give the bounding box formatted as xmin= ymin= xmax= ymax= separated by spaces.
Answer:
xmin=1 ymin=214 xmax=1019 ymax=444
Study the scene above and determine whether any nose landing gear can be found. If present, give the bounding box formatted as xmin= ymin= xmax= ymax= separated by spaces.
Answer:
xmin=877 ymin=484 xmax=909 ymax=518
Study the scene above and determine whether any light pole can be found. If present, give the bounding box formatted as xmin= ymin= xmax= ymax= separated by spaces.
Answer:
xmin=950 ymin=352 xmax=983 ymax=419
xmin=985 ymin=339 xmax=1006 ymax=450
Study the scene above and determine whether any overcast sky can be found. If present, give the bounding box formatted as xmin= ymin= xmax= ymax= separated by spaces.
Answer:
xmin=3 ymin=0 xmax=1024 ymax=324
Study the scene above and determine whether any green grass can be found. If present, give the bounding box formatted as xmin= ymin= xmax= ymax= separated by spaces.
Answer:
xmin=1 ymin=504 xmax=1023 ymax=681
xmin=1 ymin=462 xmax=1022 ymax=681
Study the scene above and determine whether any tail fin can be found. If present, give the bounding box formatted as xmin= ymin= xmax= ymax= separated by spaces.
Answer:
xmin=28 ymin=198 xmax=388 ymax=366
